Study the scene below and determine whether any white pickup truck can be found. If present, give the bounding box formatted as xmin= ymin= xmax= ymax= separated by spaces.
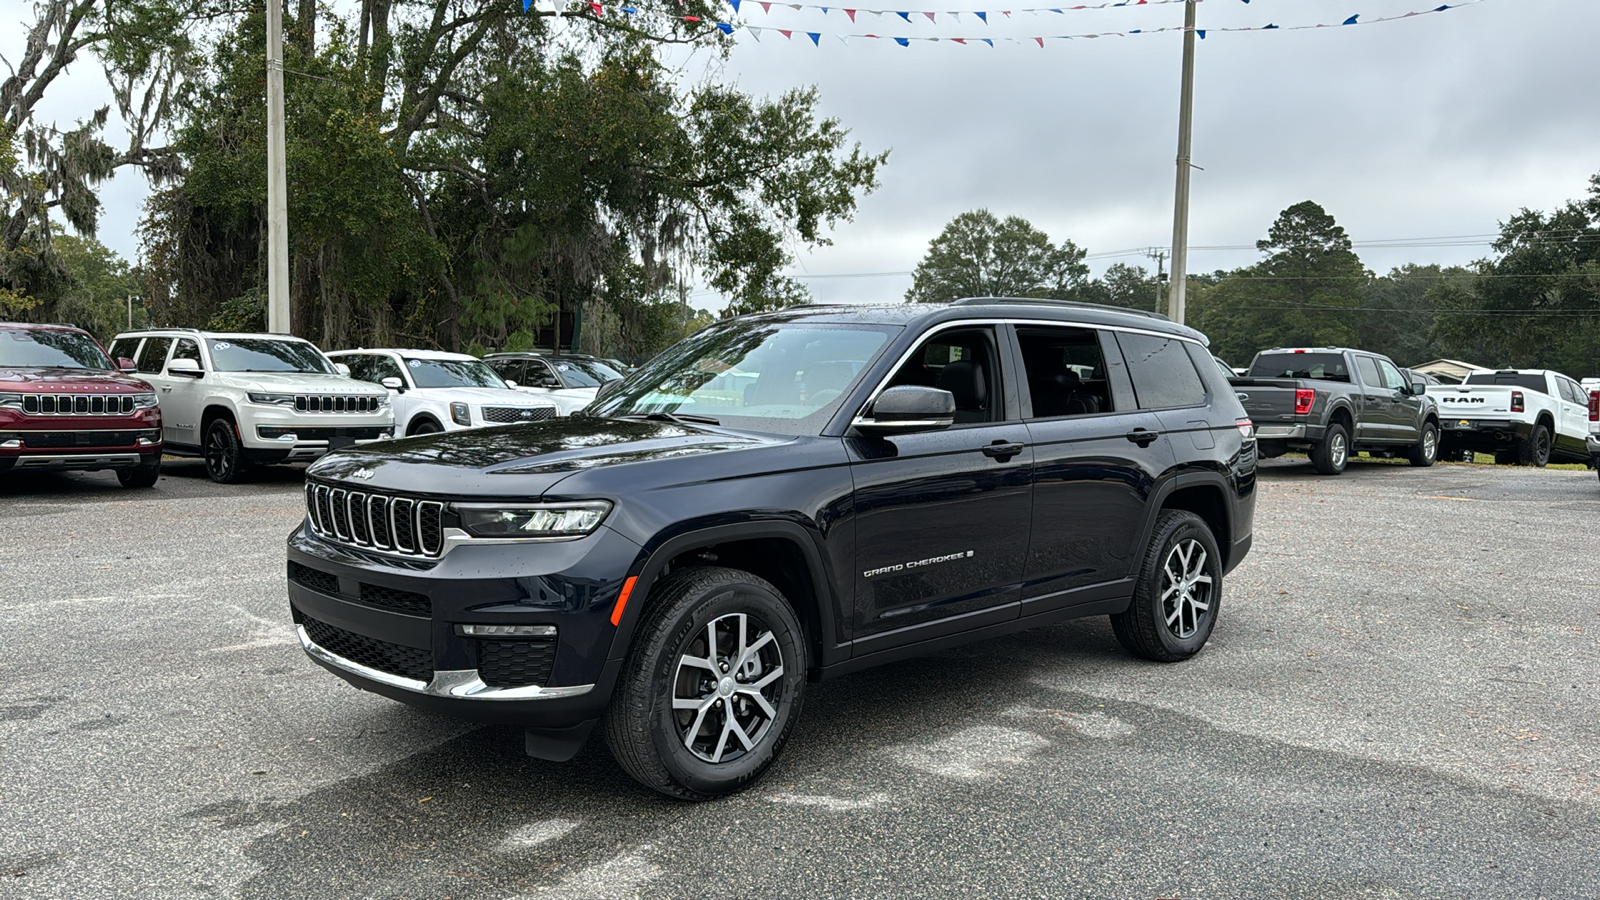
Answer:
xmin=1427 ymin=369 xmax=1593 ymax=467
xmin=1584 ymin=378 xmax=1600 ymax=482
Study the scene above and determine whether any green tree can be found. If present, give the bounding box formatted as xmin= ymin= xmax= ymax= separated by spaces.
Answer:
xmin=49 ymin=232 xmax=144 ymax=339
xmin=905 ymin=210 xmax=1088 ymax=304
xmin=1190 ymin=201 xmax=1369 ymax=362
xmin=1073 ymin=262 xmax=1161 ymax=312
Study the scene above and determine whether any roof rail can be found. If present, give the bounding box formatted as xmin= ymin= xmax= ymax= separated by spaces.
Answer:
xmin=949 ymin=297 xmax=1170 ymax=321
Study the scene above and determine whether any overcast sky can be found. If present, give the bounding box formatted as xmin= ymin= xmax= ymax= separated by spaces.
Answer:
xmin=9 ymin=0 xmax=1599 ymax=311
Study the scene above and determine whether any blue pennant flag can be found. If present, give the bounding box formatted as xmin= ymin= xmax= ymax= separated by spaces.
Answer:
xmin=1196 ymin=28 xmax=1205 ymax=37
xmin=1343 ymin=14 xmax=1359 ymax=24
xmin=980 ymin=37 xmax=993 ymax=46
xmin=729 ymin=0 xmax=739 ymax=11
xmin=894 ymin=36 xmax=909 ymax=46
xmin=896 ymin=11 xmax=911 ymax=22
xmin=523 ymin=0 xmax=532 ymax=11
xmin=717 ymin=21 xmax=733 ymax=33
xmin=975 ymin=11 xmax=987 ymax=23
xmin=808 ymin=31 xmax=820 ymax=44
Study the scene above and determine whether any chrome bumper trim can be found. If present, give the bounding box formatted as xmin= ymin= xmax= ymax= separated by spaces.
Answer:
xmin=1586 ymin=435 xmax=1600 ymax=455
xmin=296 ymin=626 xmax=593 ymax=701
xmin=12 ymin=453 xmax=142 ymax=468
xmin=1254 ymin=425 xmax=1307 ymax=440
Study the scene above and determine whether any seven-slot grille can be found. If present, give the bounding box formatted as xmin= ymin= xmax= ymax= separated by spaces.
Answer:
xmin=481 ymin=405 xmax=557 ymax=424
xmin=20 ymin=394 xmax=140 ymax=415
xmin=305 ymin=482 xmax=445 ymax=557
xmin=294 ymin=394 xmax=383 ymax=413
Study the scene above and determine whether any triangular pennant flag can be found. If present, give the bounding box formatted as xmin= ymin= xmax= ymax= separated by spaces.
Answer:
xmin=820 ymin=6 xmax=829 ymax=13
xmin=1196 ymin=28 xmax=1204 ymax=37
xmin=952 ymin=36 xmax=966 ymax=44
xmin=683 ymin=14 xmax=700 ymax=20
xmin=1343 ymin=14 xmax=1359 ymax=24
xmin=779 ymin=28 xmax=792 ymax=37
xmin=620 ymin=6 xmax=637 ymax=13
xmin=922 ymin=11 xmax=935 ymax=22
xmin=844 ymin=8 xmax=856 ymax=20
xmin=896 ymin=11 xmax=910 ymax=22
xmin=748 ymin=25 xmax=764 ymax=39
xmin=1033 ymin=36 xmax=1044 ymax=46
xmin=894 ymin=36 xmax=909 ymax=46
xmin=759 ymin=1 xmax=772 ymax=10
xmin=980 ymin=37 xmax=992 ymax=46
xmin=588 ymin=1 xmax=602 ymax=15
xmin=949 ymin=10 xmax=959 ymax=21
xmin=716 ymin=21 xmax=733 ymax=33
xmin=807 ymin=31 xmax=820 ymax=44
xmin=522 ymin=0 xmax=532 ymax=12
xmin=729 ymin=0 xmax=740 ymax=11
xmin=974 ymin=11 xmax=986 ymax=23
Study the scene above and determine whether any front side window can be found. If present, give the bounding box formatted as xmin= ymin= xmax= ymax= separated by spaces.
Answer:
xmin=884 ymin=327 xmax=1003 ymax=425
xmin=554 ymin=358 xmax=622 ymax=387
xmin=404 ymin=357 xmax=507 ymax=389
xmin=591 ymin=321 xmax=896 ymax=436
xmin=107 ymin=337 xmax=141 ymax=363
xmin=1377 ymin=359 xmax=1407 ymax=392
xmin=0 ymin=327 xmax=115 ymax=370
xmin=136 ymin=337 xmax=173 ymax=374
xmin=207 ymin=338 xmax=335 ymax=374
xmin=171 ymin=339 xmax=203 ymax=368
xmin=1116 ymin=332 xmax=1206 ymax=410
xmin=1016 ymin=326 xmax=1114 ymax=418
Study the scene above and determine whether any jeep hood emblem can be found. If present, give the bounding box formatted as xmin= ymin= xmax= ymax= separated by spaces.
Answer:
xmin=350 ymin=467 xmax=376 ymax=480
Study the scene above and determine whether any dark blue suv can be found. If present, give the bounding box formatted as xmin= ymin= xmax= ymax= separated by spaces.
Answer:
xmin=286 ymin=299 xmax=1257 ymax=799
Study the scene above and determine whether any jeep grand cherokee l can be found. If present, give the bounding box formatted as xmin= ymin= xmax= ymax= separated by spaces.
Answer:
xmin=286 ymin=299 xmax=1257 ymax=799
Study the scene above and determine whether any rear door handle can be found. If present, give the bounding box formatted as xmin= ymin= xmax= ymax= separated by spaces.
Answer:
xmin=1125 ymin=428 xmax=1160 ymax=446
xmin=981 ymin=440 xmax=1025 ymax=460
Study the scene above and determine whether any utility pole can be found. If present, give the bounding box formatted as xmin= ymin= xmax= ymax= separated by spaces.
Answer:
xmin=1167 ymin=0 xmax=1198 ymax=326
xmin=1143 ymin=248 xmax=1168 ymax=315
xmin=265 ymin=0 xmax=291 ymax=334
xmin=126 ymin=294 xmax=134 ymax=329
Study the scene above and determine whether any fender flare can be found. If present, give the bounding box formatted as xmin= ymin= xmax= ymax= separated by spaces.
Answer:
xmin=604 ymin=519 xmax=843 ymax=671
xmin=405 ymin=413 xmax=444 ymax=435
xmin=1130 ymin=470 xmax=1238 ymax=576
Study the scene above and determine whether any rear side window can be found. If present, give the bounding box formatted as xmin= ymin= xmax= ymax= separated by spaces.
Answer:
xmin=1355 ymin=357 xmax=1383 ymax=387
xmin=1116 ymin=332 xmax=1206 ymax=410
xmin=136 ymin=337 xmax=172 ymax=374
xmin=1464 ymin=372 xmax=1549 ymax=395
xmin=1016 ymin=326 xmax=1114 ymax=417
xmin=1249 ymin=352 xmax=1351 ymax=382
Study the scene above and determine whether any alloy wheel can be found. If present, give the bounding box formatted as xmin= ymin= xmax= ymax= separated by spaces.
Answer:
xmin=1422 ymin=429 xmax=1437 ymax=462
xmin=1160 ymin=539 xmax=1213 ymax=640
xmin=205 ymin=425 xmax=234 ymax=480
xmin=1331 ymin=432 xmax=1348 ymax=469
xmin=672 ymin=612 xmax=785 ymax=764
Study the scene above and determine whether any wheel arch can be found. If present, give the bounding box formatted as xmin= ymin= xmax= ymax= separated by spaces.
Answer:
xmin=406 ymin=412 xmax=444 ymax=435
xmin=1134 ymin=472 xmax=1236 ymax=575
xmin=607 ymin=520 xmax=842 ymax=676
xmin=201 ymin=402 xmax=241 ymax=436
xmin=1326 ymin=402 xmax=1355 ymax=430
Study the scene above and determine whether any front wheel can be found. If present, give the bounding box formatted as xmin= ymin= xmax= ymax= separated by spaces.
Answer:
xmin=117 ymin=457 xmax=161 ymax=488
xmin=1310 ymin=423 xmax=1349 ymax=475
xmin=203 ymin=418 xmax=248 ymax=484
xmin=1408 ymin=422 xmax=1439 ymax=468
xmin=1111 ymin=510 xmax=1223 ymax=662
xmin=603 ymin=566 xmax=806 ymax=800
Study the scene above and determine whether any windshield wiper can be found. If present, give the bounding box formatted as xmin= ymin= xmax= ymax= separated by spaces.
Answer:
xmin=619 ymin=412 xmax=721 ymax=426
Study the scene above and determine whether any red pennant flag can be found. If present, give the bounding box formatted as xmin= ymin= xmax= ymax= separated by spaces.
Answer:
xmin=759 ymin=0 xmax=771 ymax=10
xmin=779 ymin=28 xmax=792 ymax=38
xmin=684 ymin=14 xmax=700 ymax=20
xmin=1033 ymin=36 xmax=1044 ymax=46
xmin=922 ymin=11 xmax=935 ymax=22
xmin=588 ymin=1 xmax=602 ymax=14
xmin=952 ymin=37 xmax=966 ymax=44
xmin=844 ymin=8 xmax=855 ymax=20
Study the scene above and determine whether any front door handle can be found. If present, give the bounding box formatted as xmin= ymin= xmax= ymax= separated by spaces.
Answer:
xmin=981 ymin=440 xmax=1025 ymax=460
xmin=1125 ymin=428 xmax=1160 ymax=447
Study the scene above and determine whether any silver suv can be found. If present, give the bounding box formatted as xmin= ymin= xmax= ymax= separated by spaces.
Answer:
xmin=107 ymin=330 xmax=394 ymax=483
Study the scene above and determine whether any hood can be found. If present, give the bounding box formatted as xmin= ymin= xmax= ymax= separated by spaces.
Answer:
xmin=215 ymin=372 xmax=384 ymax=394
xmin=307 ymin=415 xmax=781 ymax=498
xmin=0 ymin=367 xmax=154 ymax=393
xmin=414 ymin=386 xmax=553 ymax=405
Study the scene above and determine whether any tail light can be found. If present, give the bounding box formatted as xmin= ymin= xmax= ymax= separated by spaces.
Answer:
xmin=1294 ymin=388 xmax=1315 ymax=416
xmin=1236 ymin=418 xmax=1254 ymax=439
xmin=1589 ymin=390 xmax=1598 ymax=423
xmin=1510 ymin=391 xmax=1524 ymax=414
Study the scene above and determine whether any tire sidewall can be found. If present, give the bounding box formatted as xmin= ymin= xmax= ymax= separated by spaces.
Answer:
xmin=1140 ymin=515 xmax=1223 ymax=658
xmin=205 ymin=419 xmax=242 ymax=483
xmin=642 ymin=580 xmax=805 ymax=796
xmin=1412 ymin=422 xmax=1438 ymax=467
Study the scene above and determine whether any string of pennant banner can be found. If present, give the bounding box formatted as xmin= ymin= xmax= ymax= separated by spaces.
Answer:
xmin=523 ymin=0 xmax=1489 ymax=46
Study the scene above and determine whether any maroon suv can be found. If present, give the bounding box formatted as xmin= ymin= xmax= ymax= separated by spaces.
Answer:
xmin=0 ymin=322 xmax=163 ymax=487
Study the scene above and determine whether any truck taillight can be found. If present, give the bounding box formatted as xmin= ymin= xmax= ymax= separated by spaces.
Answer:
xmin=1590 ymin=390 xmax=1598 ymax=423
xmin=1237 ymin=418 xmax=1254 ymax=439
xmin=1294 ymin=388 xmax=1315 ymax=416
xmin=1510 ymin=391 xmax=1524 ymax=413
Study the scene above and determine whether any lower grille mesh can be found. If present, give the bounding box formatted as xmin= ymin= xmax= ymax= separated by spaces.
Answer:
xmin=300 ymin=612 xmax=432 ymax=683
xmin=478 ymin=639 xmax=557 ymax=688
xmin=287 ymin=561 xmax=340 ymax=596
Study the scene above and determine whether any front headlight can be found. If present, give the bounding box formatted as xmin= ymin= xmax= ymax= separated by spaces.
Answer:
xmin=0 ymin=392 xmax=23 ymax=410
xmin=131 ymin=393 xmax=158 ymax=409
xmin=248 ymin=392 xmax=297 ymax=407
xmin=456 ymin=501 xmax=612 ymax=538
xmin=373 ymin=393 xmax=390 ymax=408
xmin=450 ymin=401 xmax=471 ymax=426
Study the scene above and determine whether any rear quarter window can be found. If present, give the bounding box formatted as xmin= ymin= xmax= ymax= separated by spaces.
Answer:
xmin=1116 ymin=332 xmax=1206 ymax=410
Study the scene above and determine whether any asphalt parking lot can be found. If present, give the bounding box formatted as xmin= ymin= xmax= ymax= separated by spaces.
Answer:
xmin=3 ymin=456 xmax=1599 ymax=899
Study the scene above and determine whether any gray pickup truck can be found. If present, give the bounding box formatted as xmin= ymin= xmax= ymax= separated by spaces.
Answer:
xmin=1230 ymin=347 xmax=1440 ymax=475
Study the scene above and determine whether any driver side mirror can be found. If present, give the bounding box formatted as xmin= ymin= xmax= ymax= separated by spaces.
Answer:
xmin=504 ymin=380 xmax=519 ymax=389
xmin=118 ymin=357 xmax=136 ymax=373
xmin=380 ymin=376 xmax=405 ymax=393
xmin=854 ymin=386 xmax=956 ymax=437
xmin=1411 ymin=381 xmax=1427 ymax=396
xmin=166 ymin=358 xmax=204 ymax=378
xmin=334 ymin=362 xmax=352 ymax=377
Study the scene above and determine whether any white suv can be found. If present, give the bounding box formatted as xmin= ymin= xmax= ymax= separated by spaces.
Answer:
xmin=107 ymin=330 xmax=394 ymax=483
xmin=327 ymin=349 xmax=558 ymax=435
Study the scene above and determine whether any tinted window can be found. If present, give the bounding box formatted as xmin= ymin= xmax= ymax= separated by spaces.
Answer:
xmin=136 ymin=337 xmax=173 ymax=374
xmin=1249 ymin=352 xmax=1351 ymax=382
xmin=207 ymin=338 xmax=334 ymax=374
xmin=338 ymin=354 xmax=375 ymax=383
xmin=485 ymin=359 xmax=524 ymax=384
xmin=523 ymin=360 xmax=563 ymax=389
xmin=404 ymin=357 xmax=507 ymax=389
xmin=885 ymin=327 xmax=1003 ymax=424
xmin=1016 ymin=326 xmax=1114 ymax=417
xmin=1557 ymin=377 xmax=1582 ymax=405
xmin=1116 ymin=332 xmax=1206 ymax=410
xmin=1355 ymin=357 xmax=1383 ymax=387
xmin=172 ymin=338 xmax=203 ymax=368
xmin=0 ymin=327 xmax=115 ymax=370
xmin=107 ymin=337 xmax=141 ymax=362
xmin=1463 ymin=372 xmax=1549 ymax=395
xmin=372 ymin=355 xmax=404 ymax=384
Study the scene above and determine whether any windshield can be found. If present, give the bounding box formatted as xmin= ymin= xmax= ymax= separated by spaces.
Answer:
xmin=551 ymin=358 xmax=620 ymax=389
xmin=208 ymin=338 xmax=336 ymax=374
xmin=0 ymin=327 xmax=114 ymax=370
xmin=1464 ymin=371 xmax=1549 ymax=395
xmin=590 ymin=320 xmax=897 ymax=436
xmin=1248 ymin=352 xmax=1350 ymax=382
xmin=405 ymin=357 xmax=507 ymax=389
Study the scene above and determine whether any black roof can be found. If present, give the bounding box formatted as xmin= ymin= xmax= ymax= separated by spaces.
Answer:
xmin=742 ymin=297 xmax=1205 ymax=342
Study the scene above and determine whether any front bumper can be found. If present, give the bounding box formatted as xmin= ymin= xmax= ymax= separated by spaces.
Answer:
xmin=286 ymin=521 xmax=642 ymax=728
xmin=0 ymin=427 xmax=162 ymax=472
xmin=246 ymin=409 xmax=394 ymax=462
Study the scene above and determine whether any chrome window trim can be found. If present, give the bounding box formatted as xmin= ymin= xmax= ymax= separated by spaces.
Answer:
xmin=296 ymin=626 xmax=593 ymax=701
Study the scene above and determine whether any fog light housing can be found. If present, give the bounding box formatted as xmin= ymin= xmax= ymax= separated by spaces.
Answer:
xmin=455 ymin=624 xmax=556 ymax=638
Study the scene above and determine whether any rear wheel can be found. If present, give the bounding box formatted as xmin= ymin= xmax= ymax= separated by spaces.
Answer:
xmin=1310 ymin=423 xmax=1349 ymax=475
xmin=1111 ymin=510 xmax=1222 ymax=662
xmin=1408 ymin=422 xmax=1439 ymax=468
xmin=1516 ymin=423 xmax=1552 ymax=467
xmin=117 ymin=457 xmax=161 ymax=488
xmin=603 ymin=566 xmax=805 ymax=800
xmin=203 ymin=418 xmax=248 ymax=484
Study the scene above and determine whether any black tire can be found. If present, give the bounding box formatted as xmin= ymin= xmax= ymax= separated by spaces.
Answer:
xmin=203 ymin=418 xmax=248 ymax=484
xmin=1516 ymin=422 xmax=1552 ymax=467
xmin=1111 ymin=510 xmax=1223 ymax=663
xmin=1408 ymin=422 xmax=1439 ymax=468
xmin=117 ymin=457 xmax=161 ymax=488
xmin=603 ymin=566 xmax=806 ymax=800
xmin=407 ymin=417 xmax=443 ymax=436
xmin=1310 ymin=422 xmax=1349 ymax=475
xmin=1493 ymin=450 xmax=1516 ymax=466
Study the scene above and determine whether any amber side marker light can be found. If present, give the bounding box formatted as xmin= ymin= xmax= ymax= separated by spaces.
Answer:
xmin=610 ymin=576 xmax=639 ymax=627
